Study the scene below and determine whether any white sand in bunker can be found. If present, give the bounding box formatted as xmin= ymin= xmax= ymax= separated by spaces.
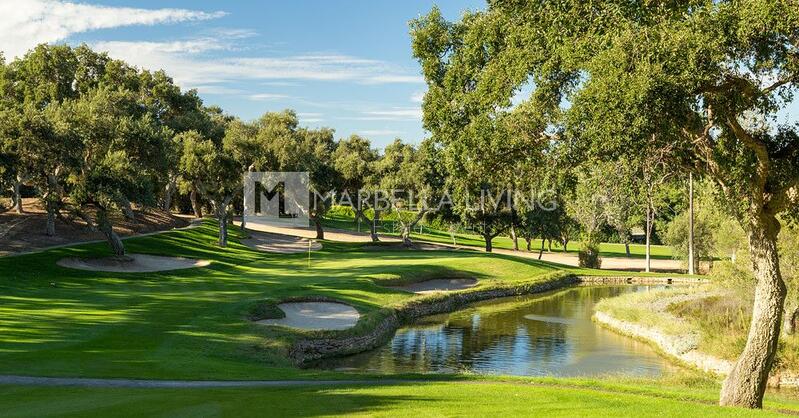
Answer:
xmin=390 ymin=278 xmax=478 ymax=294
xmin=57 ymin=254 xmax=211 ymax=273
xmin=257 ymin=302 xmax=360 ymax=331
xmin=240 ymin=232 xmax=322 ymax=254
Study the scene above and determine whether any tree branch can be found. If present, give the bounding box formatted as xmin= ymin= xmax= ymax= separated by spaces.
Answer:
xmin=726 ymin=116 xmax=770 ymax=195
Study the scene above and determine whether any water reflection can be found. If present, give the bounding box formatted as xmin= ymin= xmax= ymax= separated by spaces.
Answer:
xmin=320 ymin=286 xmax=676 ymax=377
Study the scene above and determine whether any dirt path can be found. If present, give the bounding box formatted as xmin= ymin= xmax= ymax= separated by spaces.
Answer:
xmin=241 ymin=231 xmax=323 ymax=254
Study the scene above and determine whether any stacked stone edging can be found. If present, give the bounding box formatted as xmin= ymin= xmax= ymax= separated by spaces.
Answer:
xmin=288 ymin=274 xmax=579 ymax=365
xmin=578 ymin=276 xmax=706 ymax=285
xmin=287 ymin=274 xmax=706 ymax=367
xmin=594 ymin=302 xmax=799 ymax=388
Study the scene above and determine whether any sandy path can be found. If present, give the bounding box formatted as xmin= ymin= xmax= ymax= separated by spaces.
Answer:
xmin=257 ymin=302 xmax=360 ymax=330
xmin=239 ymin=220 xmax=682 ymax=272
xmin=57 ymin=254 xmax=210 ymax=273
xmin=238 ymin=220 xmax=400 ymax=243
xmin=241 ymin=232 xmax=322 ymax=254
xmin=390 ymin=278 xmax=478 ymax=294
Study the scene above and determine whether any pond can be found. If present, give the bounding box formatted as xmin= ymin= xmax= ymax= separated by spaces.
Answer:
xmin=319 ymin=285 xmax=677 ymax=377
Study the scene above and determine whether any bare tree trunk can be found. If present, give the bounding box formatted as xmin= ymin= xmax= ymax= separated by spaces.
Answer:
xmin=484 ymin=233 xmax=493 ymax=253
xmin=525 ymin=237 xmax=532 ymax=251
xmin=400 ymin=211 xmax=426 ymax=247
xmin=97 ymin=211 xmax=125 ymax=257
xmin=646 ymin=204 xmax=652 ymax=273
xmin=369 ymin=210 xmax=380 ymax=242
xmin=688 ymin=173 xmax=696 ymax=275
xmin=548 ymin=239 xmax=552 ymax=252
xmin=12 ymin=177 xmax=23 ymax=214
xmin=218 ymin=213 xmax=228 ymax=247
xmin=562 ymin=238 xmax=569 ymax=253
xmin=510 ymin=225 xmax=519 ymax=251
xmin=46 ymin=203 xmax=56 ymax=237
xmin=313 ymin=216 xmax=325 ymax=240
xmin=720 ymin=216 xmax=786 ymax=408
xmin=162 ymin=179 xmax=176 ymax=212
xmin=215 ymin=197 xmax=232 ymax=247
xmin=120 ymin=197 xmax=135 ymax=221
xmin=190 ymin=185 xmax=203 ymax=219
xmin=625 ymin=242 xmax=631 ymax=257
xmin=538 ymin=239 xmax=545 ymax=259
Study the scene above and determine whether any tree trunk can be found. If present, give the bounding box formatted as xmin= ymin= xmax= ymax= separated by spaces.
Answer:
xmin=510 ymin=225 xmax=519 ymax=251
xmin=562 ymin=238 xmax=569 ymax=253
xmin=719 ymin=216 xmax=786 ymax=408
xmin=218 ymin=213 xmax=228 ymax=247
xmin=548 ymin=239 xmax=552 ymax=252
xmin=97 ymin=211 xmax=125 ymax=257
xmin=624 ymin=242 xmax=631 ymax=257
xmin=215 ymin=198 xmax=232 ymax=247
xmin=120 ymin=197 xmax=135 ymax=221
xmin=314 ymin=216 xmax=325 ymax=240
xmin=369 ymin=211 xmax=380 ymax=242
xmin=538 ymin=239 xmax=545 ymax=260
xmin=46 ymin=203 xmax=56 ymax=237
xmin=400 ymin=211 xmax=426 ymax=248
xmin=12 ymin=178 xmax=23 ymax=214
xmin=784 ymin=303 xmax=798 ymax=336
xmin=484 ymin=234 xmax=493 ymax=252
xmin=688 ymin=173 xmax=696 ymax=275
xmin=646 ymin=204 xmax=652 ymax=273
xmin=525 ymin=237 xmax=532 ymax=251
xmin=190 ymin=185 xmax=203 ymax=219
xmin=162 ymin=179 xmax=176 ymax=212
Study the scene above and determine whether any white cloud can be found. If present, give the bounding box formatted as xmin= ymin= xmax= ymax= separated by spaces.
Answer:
xmin=297 ymin=112 xmax=324 ymax=123
xmin=410 ymin=91 xmax=425 ymax=103
xmin=248 ymin=93 xmax=290 ymax=101
xmin=0 ymin=0 xmax=224 ymax=59
xmin=89 ymin=38 xmax=425 ymax=91
xmin=357 ymin=108 xmax=423 ymax=121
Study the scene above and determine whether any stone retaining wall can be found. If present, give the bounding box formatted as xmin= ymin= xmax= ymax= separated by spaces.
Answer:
xmin=287 ymin=274 xmax=708 ymax=367
xmin=594 ymin=307 xmax=799 ymax=388
xmin=289 ymin=274 xmax=579 ymax=365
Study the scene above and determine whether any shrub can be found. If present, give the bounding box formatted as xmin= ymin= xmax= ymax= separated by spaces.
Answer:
xmin=578 ymin=242 xmax=601 ymax=268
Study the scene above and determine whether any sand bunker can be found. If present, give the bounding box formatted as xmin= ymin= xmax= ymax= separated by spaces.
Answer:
xmin=57 ymin=254 xmax=210 ymax=273
xmin=257 ymin=302 xmax=360 ymax=330
xmin=391 ymin=278 xmax=478 ymax=294
xmin=241 ymin=232 xmax=322 ymax=254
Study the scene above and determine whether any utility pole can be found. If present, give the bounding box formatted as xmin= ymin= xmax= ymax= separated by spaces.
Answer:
xmin=688 ymin=172 xmax=695 ymax=275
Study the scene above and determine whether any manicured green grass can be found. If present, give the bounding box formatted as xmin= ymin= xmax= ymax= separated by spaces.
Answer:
xmin=0 ymin=221 xmax=794 ymax=415
xmin=323 ymin=209 xmax=674 ymax=259
xmin=0 ymin=220 xmax=592 ymax=380
xmin=0 ymin=377 xmax=796 ymax=417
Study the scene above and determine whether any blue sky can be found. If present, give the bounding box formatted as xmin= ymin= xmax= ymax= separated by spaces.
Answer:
xmin=2 ymin=0 xmax=796 ymax=147
xmin=1 ymin=0 xmax=486 ymax=148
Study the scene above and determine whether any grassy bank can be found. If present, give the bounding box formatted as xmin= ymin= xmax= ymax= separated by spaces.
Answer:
xmin=2 ymin=221 xmax=797 ymax=415
xmin=323 ymin=207 xmax=674 ymax=259
xmin=595 ymin=287 xmax=799 ymax=374
xmin=0 ymin=220 xmax=607 ymax=380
